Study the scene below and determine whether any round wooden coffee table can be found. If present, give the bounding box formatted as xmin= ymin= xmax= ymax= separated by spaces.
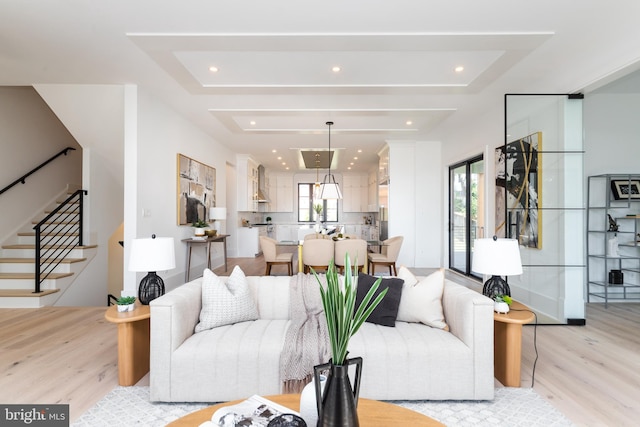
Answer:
xmin=167 ymin=394 xmax=443 ymax=426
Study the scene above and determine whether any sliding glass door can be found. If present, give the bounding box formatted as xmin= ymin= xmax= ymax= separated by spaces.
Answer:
xmin=449 ymin=156 xmax=484 ymax=277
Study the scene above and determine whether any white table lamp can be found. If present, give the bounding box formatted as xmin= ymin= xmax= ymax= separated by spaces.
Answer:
xmin=472 ymin=236 xmax=523 ymax=298
xmin=129 ymin=235 xmax=175 ymax=304
xmin=209 ymin=207 xmax=227 ymax=233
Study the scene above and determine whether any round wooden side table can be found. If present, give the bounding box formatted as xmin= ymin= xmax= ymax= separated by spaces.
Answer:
xmin=104 ymin=304 xmax=150 ymax=386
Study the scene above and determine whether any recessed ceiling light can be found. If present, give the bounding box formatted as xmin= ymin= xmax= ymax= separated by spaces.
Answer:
xmin=286 ymin=167 xmax=290 ymax=170
xmin=406 ymin=120 xmax=413 ymax=125
xmin=282 ymin=162 xmax=286 ymax=166
xmin=209 ymin=66 xmax=219 ymax=73
xmin=455 ymin=66 xmax=464 ymax=73
xmin=332 ymin=66 xmax=341 ymax=73
xmin=272 ymin=149 xmax=277 ymax=153
xmin=350 ymin=162 xmax=354 ymax=166
xmin=353 ymin=157 xmax=358 ymax=160
xmin=357 ymin=149 xmax=362 ymax=153
xmin=347 ymin=167 xmax=352 ymax=170
xmin=277 ymin=156 xmax=282 ymax=160
xmin=250 ymin=121 xmax=256 ymax=126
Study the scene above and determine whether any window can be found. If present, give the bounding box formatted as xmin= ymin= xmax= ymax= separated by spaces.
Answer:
xmin=298 ymin=183 xmax=338 ymax=222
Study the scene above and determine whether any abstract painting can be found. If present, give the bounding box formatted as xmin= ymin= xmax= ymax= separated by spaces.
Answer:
xmin=495 ymin=132 xmax=542 ymax=248
xmin=177 ymin=154 xmax=216 ymax=225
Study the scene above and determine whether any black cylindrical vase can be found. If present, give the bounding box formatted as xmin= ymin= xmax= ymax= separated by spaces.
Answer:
xmin=314 ymin=358 xmax=362 ymax=427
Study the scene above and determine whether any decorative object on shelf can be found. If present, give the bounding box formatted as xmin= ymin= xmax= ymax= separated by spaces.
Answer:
xmin=205 ymin=229 xmax=217 ymax=237
xmin=177 ymin=153 xmax=215 ymax=225
xmin=472 ymin=235 xmax=523 ymax=298
xmin=495 ymin=131 xmax=542 ymax=248
xmin=209 ymin=207 xmax=226 ymax=234
xmin=266 ymin=216 xmax=272 ymax=224
xmin=192 ymin=219 xmax=208 ymax=237
xmin=494 ymin=294 xmax=512 ymax=314
xmin=129 ymin=235 xmax=176 ymax=305
xmin=608 ymin=269 xmax=624 ymax=285
xmin=610 ymin=179 xmax=640 ymax=200
xmin=311 ymin=256 xmax=388 ymax=427
xmin=116 ymin=296 xmax=136 ymax=312
xmin=299 ymin=374 xmax=326 ymax=427
xmin=318 ymin=121 xmax=343 ymax=200
xmin=607 ymin=233 xmax=619 ymax=257
xmin=608 ymin=214 xmax=619 ymax=232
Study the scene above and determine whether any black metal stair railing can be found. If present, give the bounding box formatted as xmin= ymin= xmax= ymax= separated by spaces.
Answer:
xmin=0 ymin=147 xmax=76 ymax=196
xmin=33 ymin=189 xmax=87 ymax=293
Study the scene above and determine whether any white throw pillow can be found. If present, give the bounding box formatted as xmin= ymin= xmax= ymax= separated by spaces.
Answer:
xmin=195 ymin=266 xmax=259 ymax=333
xmin=396 ymin=267 xmax=449 ymax=331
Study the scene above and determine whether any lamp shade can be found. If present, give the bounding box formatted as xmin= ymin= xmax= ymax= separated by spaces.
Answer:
xmin=209 ymin=207 xmax=227 ymax=221
xmin=319 ymin=175 xmax=343 ymax=200
xmin=472 ymin=237 xmax=523 ymax=276
xmin=129 ymin=236 xmax=176 ymax=272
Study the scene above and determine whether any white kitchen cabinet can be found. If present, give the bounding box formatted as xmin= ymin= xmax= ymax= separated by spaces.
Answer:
xmin=275 ymin=224 xmax=297 ymax=241
xmin=237 ymin=226 xmax=267 ymax=257
xmin=237 ymin=155 xmax=259 ymax=212
xmin=266 ymin=172 xmax=293 ymax=212
xmin=342 ymin=174 xmax=369 ymax=212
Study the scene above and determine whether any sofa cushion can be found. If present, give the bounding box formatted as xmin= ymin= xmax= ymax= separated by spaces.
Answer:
xmin=356 ymin=273 xmax=404 ymax=327
xmin=396 ymin=267 xmax=448 ymax=330
xmin=195 ymin=266 xmax=259 ymax=333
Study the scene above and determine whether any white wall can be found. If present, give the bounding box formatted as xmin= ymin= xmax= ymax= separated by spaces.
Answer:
xmin=387 ymin=140 xmax=442 ymax=268
xmin=35 ymin=84 xmax=125 ymax=306
xmin=126 ymin=89 xmax=236 ymax=295
xmin=584 ymin=93 xmax=640 ymax=176
xmin=0 ymin=87 xmax=82 ymax=244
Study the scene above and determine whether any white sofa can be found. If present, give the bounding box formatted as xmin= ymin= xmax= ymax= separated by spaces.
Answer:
xmin=149 ymin=275 xmax=494 ymax=403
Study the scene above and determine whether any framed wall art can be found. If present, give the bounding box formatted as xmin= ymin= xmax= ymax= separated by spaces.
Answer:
xmin=495 ymin=131 xmax=542 ymax=249
xmin=177 ymin=154 xmax=216 ymax=225
xmin=610 ymin=179 xmax=640 ymax=200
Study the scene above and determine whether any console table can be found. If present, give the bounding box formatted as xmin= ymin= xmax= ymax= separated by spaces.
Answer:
xmin=494 ymin=300 xmax=535 ymax=387
xmin=182 ymin=234 xmax=229 ymax=281
xmin=167 ymin=394 xmax=444 ymax=426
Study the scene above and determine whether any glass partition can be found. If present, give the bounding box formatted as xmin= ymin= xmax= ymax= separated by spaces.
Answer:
xmin=501 ymin=94 xmax=585 ymax=324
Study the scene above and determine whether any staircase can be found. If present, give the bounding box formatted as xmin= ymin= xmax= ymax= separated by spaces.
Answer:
xmin=0 ymin=194 xmax=96 ymax=308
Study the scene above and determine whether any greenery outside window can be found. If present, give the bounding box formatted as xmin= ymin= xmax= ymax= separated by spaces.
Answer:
xmin=298 ymin=183 xmax=338 ymax=222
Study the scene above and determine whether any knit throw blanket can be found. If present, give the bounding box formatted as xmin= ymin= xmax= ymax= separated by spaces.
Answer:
xmin=280 ymin=273 xmax=331 ymax=394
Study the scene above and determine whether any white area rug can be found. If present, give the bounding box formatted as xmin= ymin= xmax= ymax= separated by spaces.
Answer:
xmin=72 ymin=386 xmax=574 ymax=426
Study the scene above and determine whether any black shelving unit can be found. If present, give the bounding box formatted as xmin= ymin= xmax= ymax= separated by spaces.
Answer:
xmin=587 ymin=174 xmax=640 ymax=307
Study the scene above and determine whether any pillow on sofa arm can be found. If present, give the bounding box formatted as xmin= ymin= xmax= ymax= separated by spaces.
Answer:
xmin=195 ymin=266 xmax=259 ymax=333
xmin=356 ymin=273 xmax=404 ymax=327
xmin=396 ymin=267 xmax=449 ymax=331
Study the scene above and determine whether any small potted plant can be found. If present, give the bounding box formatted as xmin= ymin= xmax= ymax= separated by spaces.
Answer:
xmin=494 ymin=294 xmax=512 ymax=314
xmin=266 ymin=216 xmax=272 ymax=224
xmin=192 ymin=219 xmax=208 ymax=237
xmin=116 ymin=296 xmax=136 ymax=312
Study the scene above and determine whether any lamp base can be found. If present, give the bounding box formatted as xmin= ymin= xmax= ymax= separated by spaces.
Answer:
xmin=138 ymin=271 xmax=165 ymax=305
xmin=482 ymin=275 xmax=511 ymax=299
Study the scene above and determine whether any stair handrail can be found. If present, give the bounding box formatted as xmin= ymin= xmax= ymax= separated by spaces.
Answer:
xmin=33 ymin=189 xmax=87 ymax=293
xmin=0 ymin=147 xmax=76 ymax=196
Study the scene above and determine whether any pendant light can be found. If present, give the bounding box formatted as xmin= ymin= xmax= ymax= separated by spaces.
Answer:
xmin=319 ymin=121 xmax=343 ymax=200
xmin=313 ymin=153 xmax=322 ymax=200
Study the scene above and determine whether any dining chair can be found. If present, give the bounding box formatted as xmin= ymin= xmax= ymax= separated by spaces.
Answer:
xmin=334 ymin=238 xmax=368 ymax=273
xmin=302 ymin=238 xmax=334 ymax=273
xmin=367 ymin=236 xmax=404 ymax=276
xmin=260 ymin=236 xmax=293 ymax=275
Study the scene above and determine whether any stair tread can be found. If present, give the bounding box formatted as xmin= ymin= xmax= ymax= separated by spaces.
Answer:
xmin=0 ymin=258 xmax=87 ymax=264
xmin=0 ymin=272 xmax=74 ymax=279
xmin=2 ymin=244 xmax=97 ymax=249
xmin=0 ymin=289 xmax=60 ymax=297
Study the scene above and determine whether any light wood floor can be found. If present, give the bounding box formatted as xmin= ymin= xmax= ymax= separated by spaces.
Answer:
xmin=1 ymin=255 xmax=638 ymax=425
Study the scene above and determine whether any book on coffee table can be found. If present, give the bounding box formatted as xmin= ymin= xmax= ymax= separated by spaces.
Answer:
xmin=199 ymin=394 xmax=301 ymax=427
